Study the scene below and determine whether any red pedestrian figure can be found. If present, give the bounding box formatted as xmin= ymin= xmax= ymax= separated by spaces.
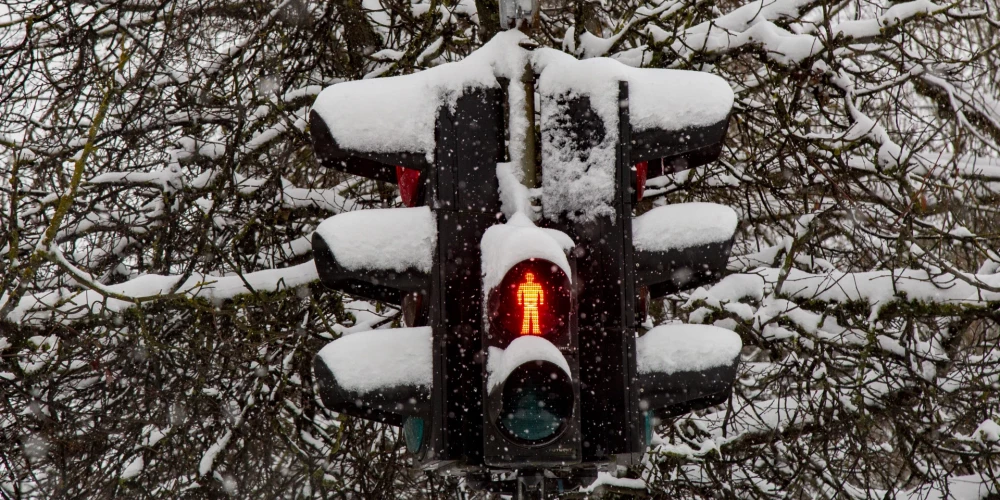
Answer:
xmin=517 ymin=272 xmax=545 ymax=335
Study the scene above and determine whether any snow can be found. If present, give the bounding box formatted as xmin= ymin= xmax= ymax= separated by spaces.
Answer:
xmin=899 ymin=472 xmax=999 ymax=500
xmin=693 ymin=267 xmax=1000 ymax=314
xmin=534 ymin=48 xmax=732 ymax=131
xmin=627 ymin=70 xmax=733 ymax=132
xmin=121 ymin=456 xmax=144 ymax=480
xmin=314 ymin=206 xmax=436 ymax=273
xmin=534 ymin=47 xmax=732 ymax=220
xmin=688 ymin=273 xmax=767 ymax=306
xmin=312 ymin=64 xmax=473 ymax=157
xmin=833 ymin=0 xmax=944 ymax=38
xmin=537 ymin=53 xmax=621 ymax=221
xmin=8 ymin=261 xmax=319 ymax=324
xmin=632 ymin=202 xmax=738 ymax=252
xmin=199 ymin=429 xmax=232 ymax=477
xmin=636 ymin=324 xmax=742 ymax=375
xmin=311 ymin=30 xmax=732 ymax=221
xmin=648 ymin=0 xmax=946 ymax=68
xmin=973 ymin=419 xmax=1000 ymax=444
xmin=311 ymin=30 xmax=529 ymax=159
xmin=316 ymin=327 xmax=432 ymax=394
xmin=581 ymin=472 xmax=647 ymax=493
xmin=496 ymin=162 xmax=532 ymax=219
xmin=486 ymin=335 xmax=571 ymax=392
xmin=480 ymin=212 xmax=574 ymax=293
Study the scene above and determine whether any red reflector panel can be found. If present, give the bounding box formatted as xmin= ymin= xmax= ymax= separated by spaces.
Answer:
xmin=635 ymin=161 xmax=648 ymax=201
xmin=396 ymin=166 xmax=421 ymax=207
xmin=489 ymin=259 xmax=570 ymax=339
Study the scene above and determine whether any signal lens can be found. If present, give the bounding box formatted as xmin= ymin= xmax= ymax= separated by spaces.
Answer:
xmin=516 ymin=272 xmax=545 ymax=335
xmin=396 ymin=166 xmax=421 ymax=207
xmin=489 ymin=260 xmax=570 ymax=340
xmin=498 ymin=361 xmax=573 ymax=444
xmin=403 ymin=416 xmax=424 ymax=453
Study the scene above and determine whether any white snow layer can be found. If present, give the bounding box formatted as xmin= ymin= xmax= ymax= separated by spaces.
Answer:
xmin=312 ymin=29 xmax=731 ymax=157
xmin=632 ymin=202 xmax=738 ymax=252
xmin=534 ymin=47 xmax=732 ymax=221
xmin=496 ymin=162 xmax=532 ymax=219
xmin=581 ymin=471 xmax=647 ymax=493
xmin=311 ymin=30 xmax=732 ymax=220
xmin=973 ymin=419 xmax=1000 ymax=444
xmin=480 ymin=212 xmax=574 ymax=293
xmin=486 ymin=336 xmax=571 ymax=392
xmin=311 ymin=30 xmax=529 ymax=158
xmin=316 ymin=327 xmax=432 ymax=393
xmin=535 ymin=51 xmax=732 ymax=133
xmin=120 ymin=456 xmax=144 ymax=480
xmin=8 ymin=261 xmax=318 ymax=325
xmin=692 ymin=267 xmax=1000 ymax=316
xmin=646 ymin=0 xmax=947 ymax=67
xmin=314 ymin=206 xmax=436 ymax=273
xmin=636 ymin=324 xmax=742 ymax=375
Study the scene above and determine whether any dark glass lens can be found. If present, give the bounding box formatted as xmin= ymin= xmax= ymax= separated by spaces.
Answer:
xmin=498 ymin=361 xmax=573 ymax=444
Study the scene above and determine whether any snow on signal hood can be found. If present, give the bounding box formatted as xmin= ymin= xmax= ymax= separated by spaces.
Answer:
xmin=486 ymin=336 xmax=572 ymax=392
xmin=632 ymin=202 xmax=738 ymax=252
xmin=637 ymin=324 xmax=742 ymax=375
xmin=310 ymin=30 xmax=733 ymax=161
xmin=480 ymin=212 xmax=574 ymax=293
xmin=314 ymin=206 xmax=436 ymax=274
xmin=317 ymin=327 xmax=432 ymax=394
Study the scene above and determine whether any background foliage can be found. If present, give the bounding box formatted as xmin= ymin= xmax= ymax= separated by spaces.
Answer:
xmin=2 ymin=0 xmax=999 ymax=497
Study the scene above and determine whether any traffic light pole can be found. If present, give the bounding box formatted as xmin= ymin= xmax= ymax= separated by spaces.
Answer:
xmin=516 ymin=471 xmax=546 ymax=500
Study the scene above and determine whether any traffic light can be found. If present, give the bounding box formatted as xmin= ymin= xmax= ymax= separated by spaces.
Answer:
xmin=539 ymin=78 xmax=741 ymax=462
xmin=309 ymin=63 xmax=505 ymax=464
xmin=630 ymin=201 xmax=742 ymax=439
xmin=636 ymin=323 xmax=742 ymax=423
xmin=306 ymin=29 xmax=743 ymax=492
xmin=480 ymin=214 xmax=581 ymax=467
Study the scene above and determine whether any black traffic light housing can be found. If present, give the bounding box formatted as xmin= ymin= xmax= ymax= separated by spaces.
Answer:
xmin=480 ymin=219 xmax=582 ymax=467
xmin=310 ymin=81 xmax=505 ymax=464
xmin=313 ymin=327 xmax=432 ymax=426
xmin=541 ymin=81 xmax=740 ymax=462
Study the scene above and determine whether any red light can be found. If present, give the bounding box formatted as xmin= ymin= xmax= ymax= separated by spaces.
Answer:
xmin=396 ymin=166 xmax=421 ymax=207
xmin=516 ymin=272 xmax=545 ymax=335
xmin=489 ymin=260 xmax=570 ymax=342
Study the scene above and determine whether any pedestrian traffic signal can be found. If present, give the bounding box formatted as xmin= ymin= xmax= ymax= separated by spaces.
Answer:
xmin=480 ymin=216 xmax=581 ymax=467
xmin=306 ymin=30 xmax=743 ymax=493
xmin=308 ymin=49 xmax=507 ymax=466
xmin=488 ymin=260 xmax=571 ymax=340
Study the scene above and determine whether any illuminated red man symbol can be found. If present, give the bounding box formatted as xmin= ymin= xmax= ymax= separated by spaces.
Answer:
xmin=517 ymin=272 xmax=545 ymax=335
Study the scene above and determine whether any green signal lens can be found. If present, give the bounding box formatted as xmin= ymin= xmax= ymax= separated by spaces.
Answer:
xmin=497 ymin=361 xmax=573 ymax=445
xmin=502 ymin=387 xmax=561 ymax=441
xmin=403 ymin=416 xmax=424 ymax=453
xmin=644 ymin=411 xmax=653 ymax=446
